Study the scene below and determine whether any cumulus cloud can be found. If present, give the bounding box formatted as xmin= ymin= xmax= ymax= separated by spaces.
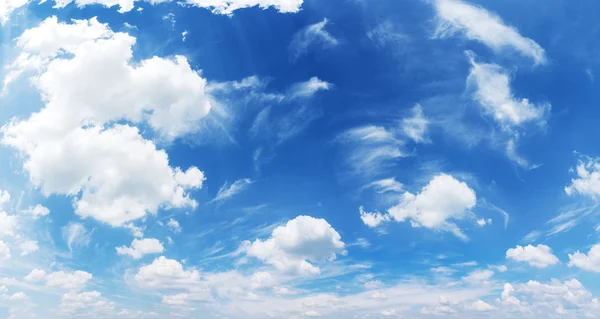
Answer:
xmin=565 ymin=155 xmax=600 ymax=199
xmin=359 ymin=206 xmax=390 ymax=228
xmin=0 ymin=241 xmax=10 ymax=260
xmin=0 ymin=190 xmax=10 ymax=208
xmin=18 ymin=240 xmax=39 ymax=256
xmin=506 ymin=244 xmax=560 ymax=268
xmin=135 ymin=256 xmax=202 ymax=289
xmin=243 ymin=216 xmax=346 ymax=276
xmin=116 ymin=238 xmax=164 ymax=259
xmin=568 ymin=243 xmax=600 ymax=272
xmin=167 ymin=218 xmax=182 ymax=233
xmin=466 ymin=53 xmax=550 ymax=128
xmin=24 ymin=269 xmax=46 ymax=282
xmin=46 ymin=270 xmax=93 ymax=290
xmin=387 ymin=173 xmax=477 ymax=240
xmin=21 ymin=204 xmax=50 ymax=219
xmin=433 ymin=0 xmax=546 ymax=64
xmin=290 ymin=18 xmax=338 ymax=60
xmin=466 ymin=300 xmax=496 ymax=311
xmin=2 ymin=17 xmax=207 ymax=226
xmin=0 ymin=211 xmax=18 ymax=237
xmin=0 ymin=0 xmax=28 ymax=25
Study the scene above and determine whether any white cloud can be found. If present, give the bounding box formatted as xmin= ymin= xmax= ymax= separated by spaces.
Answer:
xmin=387 ymin=173 xmax=477 ymax=240
xmin=8 ymin=292 xmax=27 ymax=301
xmin=167 ymin=218 xmax=182 ymax=233
xmin=565 ymin=155 xmax=600 ymax=198
xmin=21 ymin=204 xmax=50 ymax=219
xmin=467 ymin=300 xmax=496 ymax=311
xmin=362 ymin=178 xmax=404 ymax=194
xmin=135 ymin=256 xmax=201 ymax=289
xmin=2 ymin=17 xmax=206 ymax=226
xmin=476 ymin=218 xmax=492 ymax=227
xmin=568 ymin=243 xmax=600 ymax=272
xmin=0 ymin=241 xmax=10 ymax=260
xmin=243 ymin=216 xmax=346 ymax=276
xmin=359 ymin=206 xmax=390 ymax=228
xmin=212 ymin=178 xmax=253 ymax=202
xmin=0 ymin=190 xmax=10 ymax=208
xmin=506 ymin=244 xmax=560 ymax=268
xmin=60 ymin=291 xmax=114 ymax=315
xmin=0 ymin=0 xmax=28 ymax=25
xmin=433 ymin=0 xmax=546 ymax=64
xmin=290 ymin=18 xmax=338 ymax=60
xmin=116 ymin=238 xmax=164 ymax=259
xmin=287 ymin=77 xmax=331 ymax=99
xmin=62 ymin=222 xmax=92 ymax=252
xmin=401 ymin=104 xmax=429 ymax=143
xmin=462 ymin=269 xmax=493 ymax=283
xmin=18 ymin=240 xmax=39 ymax=256
xmin=0 ymin=211 xmax=18 ymax=237
xmin=338 ymin=126 xmax=406 ymax=177
xmin=250 ymin=272 xmax=275 ymax=290
xmin=24 ymin=269 xmax=46 ymax=282
xmin=466 ymin=53 xmax=550 ymax=128
xmin=47 ymin=0 xmax=304 ymax=15
xmin=46 ymin=270 xmax=93 ymax=290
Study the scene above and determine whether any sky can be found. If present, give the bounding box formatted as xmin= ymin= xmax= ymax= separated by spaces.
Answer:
xmin=2 ymin=0 xmax=600 ymax=318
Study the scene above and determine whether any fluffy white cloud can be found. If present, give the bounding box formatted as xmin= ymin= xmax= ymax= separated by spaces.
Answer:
xmin=116 ymin=238 xmax=164 ymax=259
xmin=476 ymin=218 xmax=492 ymax=227
xmin=2 ymin=17 xmax=207 ymax=226
xmin=60 ymin=291 xmax=114 ymax=315
xmin=290 ymin=18 xmax=338 ymax=60
xmin=212 ymin=178 xmax=253 ymax=202
xmin=466 ymin=54 xmax=550 ymax=128
xmin=565 ymin=156 xmax=600 ymax=198
xmin=8 ymin=292 xmax=27 ymax=301
xmin=21 ymin=204 xmax=50 ymax=219
xmin=387 ymin=173 xmax=477 ymax=240
xmin=0 ymin=241 xmax=10 ymax=260
xmin=401 ymin=104 xmax=429 ymax=143
xmin=250 ymin=272 xmax=275 ymax=290
xmin=0 ymin=190 xmax=9 ymax=208
xmin=0 ymin=211 xmax=18 ymax=237
xmin=462 ymin=269 xmax=493 ymax=284
xmin=243 ymin=216 xmax=345 ymax=276
xmin=45 ymin=270 xmax=93 ymax=290
xmin=48 ymin=0 xmax=304 ymax=15
xmin=467 ymin=300 xmax=496 ymax=311
xmin=18 ymin=240 xmax=39 ymax=256
xmin=433 ymin=0 xmax=546 ymax=64
xmin=568 ymin=243 xmax=600 ymax=272
xmin=0 ymin=0 xmax=28 ymax=25
xmin=359 ymin=206 xmax=390 ymax=228
xmin=24 ymin=269 xmax=46 ymax=282
xmin=167 ymin=218 xmax=182 ymax=233
xmin=506 ymin=244 xmax=560 ymax=268
xmin=135 ymin=256 xmax=201 ymax=289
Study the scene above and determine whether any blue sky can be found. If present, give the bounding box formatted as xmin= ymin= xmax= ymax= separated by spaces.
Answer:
xmin=2 ymin=0 xmax=600 ymax=318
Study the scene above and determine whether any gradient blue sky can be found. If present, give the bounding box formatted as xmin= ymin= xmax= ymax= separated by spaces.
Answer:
xmin=2 ymin=0 xmax=600 ymax=318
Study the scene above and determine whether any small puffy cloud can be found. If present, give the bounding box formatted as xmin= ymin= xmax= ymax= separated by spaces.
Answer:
xmin=387 ymin=173 xmax=476 ymax=240
xmin=135 ymin=256 xmax=201 ymax=289
xmin=250 ymin=272 xmax=275 ymax=290
xmin=287 ymin=77 xmax=331 ymax=99
xmin=476 ymin=218 xmax=492 ymax=227
xmin=304 ymin=310 xmax=320 ymax=317
xmin=46 ymin=270 xmax=93 ymax=290
xmin=359 ymin=206 xmax=390 ymax=228
xmin=212 ymin=178 xmax=253 ymax=202
xmin=0 ymin=190 xmax=9 ymax=207
xmin=463 ymin=269 xmax=494 ymax=284
xmin=401 ymin=104 xmax=429 ymax=143
xmin=467 ymin=300 xmax=496 ymax=311
xmin=0 ymin=241 xmax=10 ymax=260
xmin=506 ymin=244 xmax=560 ymax=268
xmin=19 ymin=240 xmax=39 ymax=256
xmin=8 ymin=292 xmax=28 ymax=301
xmin=433 ymin=0 xmax=546 ymax=64
xmin=243 ymin=216 xmax=346 ymax=276
xmin=24 ymin=269 xmax=47 ymax=282
xmin=466 ymin=54 xmax=550 ymax=128
xmin=21 ymin=204 xmax=50 ymax=219
xmin=568 ymin=243 xmax=600 ymax=272
xmin=167 ymin=218 xmax=182 ymax=233
xmin=116 ymin=238 xmax=164 ymax=259
xmin=0 ymin=211 xmax=18 ymax=237
xmin=290 ymin=18 xmax=338 ymax=60
xmin=565 ymin=155 xmax=600 ymax=198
